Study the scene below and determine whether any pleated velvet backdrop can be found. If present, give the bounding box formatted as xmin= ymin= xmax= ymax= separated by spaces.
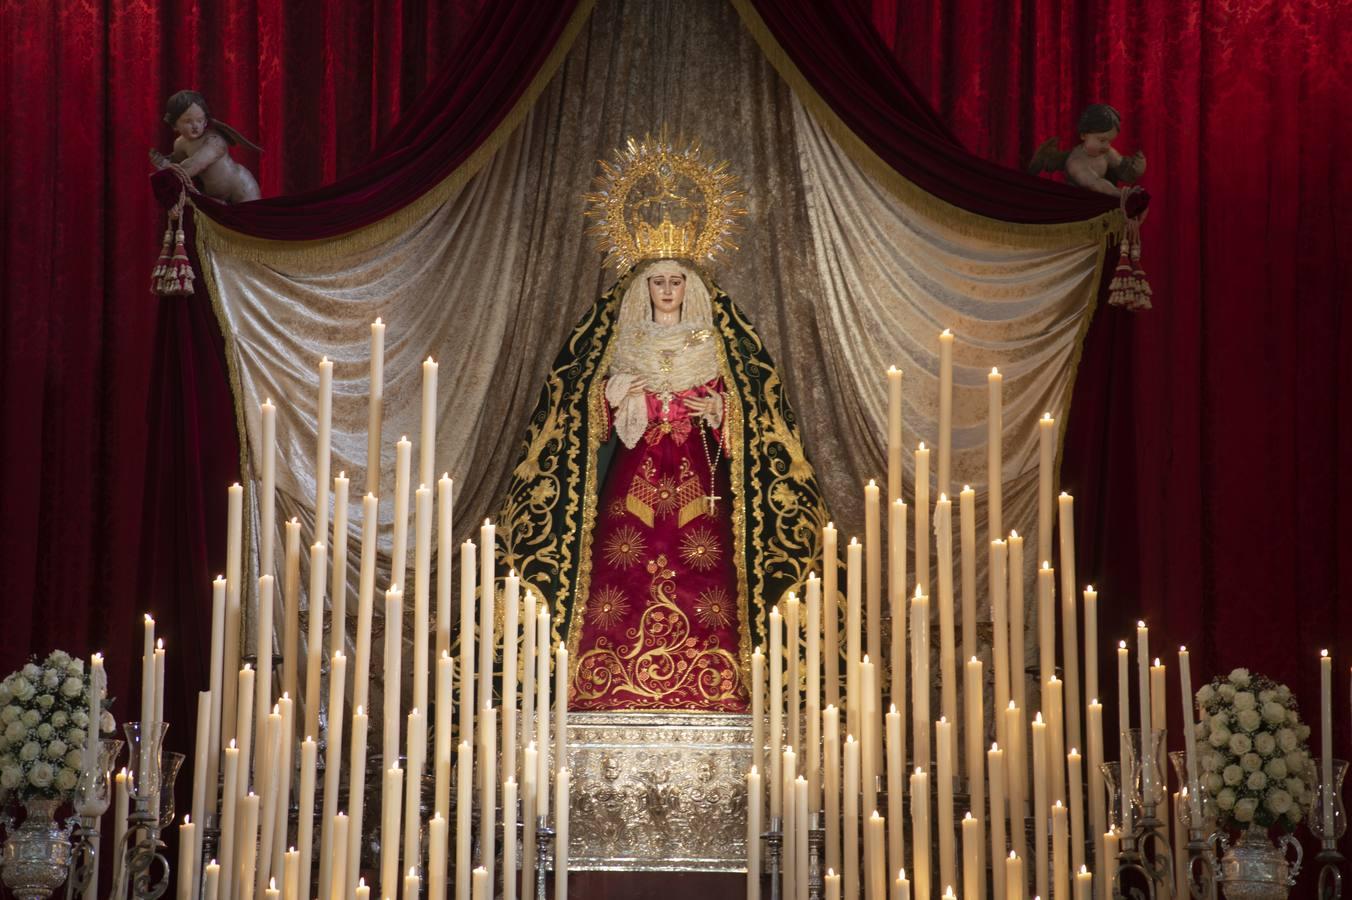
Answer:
xmin=1 ymin=0 xmax=1348 ymax=842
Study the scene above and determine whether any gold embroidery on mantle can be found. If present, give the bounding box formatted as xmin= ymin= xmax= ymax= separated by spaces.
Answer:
xmin=572 ymin=555 xmax=742 ymax=709
xmin=678 ymin=526 xmax=722 ymax=572
xmin=626 ymin=456 xmax=702 ymax=528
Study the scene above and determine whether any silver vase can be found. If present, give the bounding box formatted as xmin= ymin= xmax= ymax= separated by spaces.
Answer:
xmin=1 ymin=797 xmax=73 ymax=900
xmin=1217 ymin=824 xmax=1303 ymax=900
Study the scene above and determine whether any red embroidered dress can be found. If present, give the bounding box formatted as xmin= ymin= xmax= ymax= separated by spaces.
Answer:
xmin=570 ymin=364 xmax=746 ymax=711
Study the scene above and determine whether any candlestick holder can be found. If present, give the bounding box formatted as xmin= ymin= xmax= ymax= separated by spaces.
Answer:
xmin=807 ymin=811 xmax=824 ymax=900
xmin=1310 ymin=759 xmax=1348 ymax=900
xmin=66 ymin=737 xmax=123 ymax=900
xmin=1184 ymin=827 xmax=1220 ymax=900
xmin=1114 ymin=803 xmax=1173 ymax=900
xmin=120 ymin=799 xmax=169 ymax=900
xmin=534 ymin=815 xmax=554 ymax=900
xmin=764 ymin=815 xmax=783 ymax=900
xmin=1315 ymin=844 xmax=1345 ymax=900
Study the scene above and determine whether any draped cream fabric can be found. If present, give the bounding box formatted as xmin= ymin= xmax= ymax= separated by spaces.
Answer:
xmin=196 ymin=0 xmax=1108 ymax=721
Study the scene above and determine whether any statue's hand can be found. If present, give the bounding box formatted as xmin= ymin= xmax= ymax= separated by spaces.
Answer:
xmin=149 ymin=148 xmax=169 ymax=170
xmin=687 ymin=393 xmax=723 ymax=425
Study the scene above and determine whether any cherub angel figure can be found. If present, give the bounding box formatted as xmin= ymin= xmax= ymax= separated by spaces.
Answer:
xmin=150 ymin=90 xmax=261 ymax=204
xmin=1029 ymin=104 xmax=1146 ymax=197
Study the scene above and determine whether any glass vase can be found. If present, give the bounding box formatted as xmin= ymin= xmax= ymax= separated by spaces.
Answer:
xmin=1307 ymin=757 xmax=1347 ymax=843
xmin=122 ymin=722 xmax=169 ymax=803
xmin=73 ymin=738 xmax=124 ymax=818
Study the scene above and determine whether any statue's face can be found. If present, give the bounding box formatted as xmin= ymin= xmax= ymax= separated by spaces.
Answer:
xmin=1081 ymin=126 xmax=1118 ymax=157
xmin=647 ymin=272 xmax=686 ymax=320
xmin=173 ymin=104 xmax=207 ymax=142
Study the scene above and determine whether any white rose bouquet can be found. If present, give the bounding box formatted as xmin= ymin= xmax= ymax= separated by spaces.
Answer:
xmin=1195 ymin=668 xmax=1313 ymax=832
xmin=0 ymin=651 xmax=113 ymax=806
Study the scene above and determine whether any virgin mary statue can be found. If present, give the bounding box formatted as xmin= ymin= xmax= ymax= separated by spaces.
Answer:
xmin=499 ymin=135 xmax=829 ymax=712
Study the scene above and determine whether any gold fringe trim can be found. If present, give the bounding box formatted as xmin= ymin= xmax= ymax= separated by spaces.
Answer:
xmin=193 ymin=0 xmax=598 ymax=265
xmin=729 ymin=0 xmax=1124 ymax=251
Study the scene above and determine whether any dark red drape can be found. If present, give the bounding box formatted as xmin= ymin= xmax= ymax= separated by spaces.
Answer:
xmin=0 ymin=0 xmax=487 ymax=810
xmin=866 ymin=0 xmax=1352 ymax=824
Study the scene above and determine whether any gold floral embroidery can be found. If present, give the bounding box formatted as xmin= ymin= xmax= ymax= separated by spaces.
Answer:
xmin=586 ymin=585 xmax=630 ymax=629
xmin=693 ymin=587 xmax=733 ymax=630
xmin=626 ymin=455 xmax=700 ymax=527
xmin=602 ymin=525 xmax=646 ymax=570
xmin=572 ymin=554 xmax=742 ymax=709
xmin=678 ymin=526 xmax=722 ymax=572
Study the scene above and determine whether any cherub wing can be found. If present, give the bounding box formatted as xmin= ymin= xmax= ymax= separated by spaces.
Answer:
xmin=1027 ymin=137 xmax=1069 ymax=175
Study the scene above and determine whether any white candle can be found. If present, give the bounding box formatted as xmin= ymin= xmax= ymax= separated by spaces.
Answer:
xmin=1102 ymin=831 xmax=1120 ymax=900
xmin=254 ymin=709 xmax=281 ymax=898
xmin=406 ymin=708 xmax=427 ymax=879
xmin=354 ymin=493 xmax=379 ymax=713
xmin=296 ymin=738 xmax=317 ymax=900
xmin=556 ymin=768 xmax=570 ymax=900
xmin=892 ymin=869 xmax=910 ymax=900
xmin=237 ymin=793 xmax=260 ymax=900
xmin=330 ymin=473 xmax=349 ymax=657
xmin=1083 ymin=586 xmax=1098 ymax=738
xmin=1321 ymin=650 xmax=1334 ymax=838
xmin=868 ymin=810 xmax=886 ymax=900
xmin=283 ymin=850 xmax=298 ymax=900
xmin=472 ymin=868 xmax=489 ymax=900
xmin=1087 ymin=701 xmax=1106 ymax=879
xmin=886 ymin=707 xmax=905 ymax=883
xmin=844 ymin=736 xmax=860 ymax=900
xmin=825 ymin=706 xmax=842 ymax=875
xmin=436 ymin=475 xmax=454 ymax=662
xmin=153 ymin=639 xmax=165 ymax=735
xmin=989 ymin=744 xmax=1007 ymax=900
xmin=479 ymin=520 xmax=496 ymax=720
xmin=911 ymin=589 xmax=931 ymax=773
xmin=915 ymin=445 xmax=930 ymax=595
xmin=1005 ymin=704 xmax=1027 ymax=862
xmin=807 ymin=574 xmax=821 ymax=814
xmin=1047 ymin=676 xmax=1066 ymax=803
xmin=328 ymin=815 xmax=349 ymax=900
xmin=1052 ymin=802 xmax=1069 ymax=900
xmin=521 ymin=593 xmax=536 ymax=791
xmin=380 ymin=766 xmax=403 ymax=900
xmin=272 ymin=697 xmax=294 ymax=876
xmin=861 ymin=657 xmax=878 ymax=818
xmin=253 ymin=579 xmax=274 ymax=782
xmin=188 ymin=690 xmax=210 ymax=895
xmin=260 ymin=398 xmax=276 ymax=578
xmin=936 ymin=718 xmax=955 ymax=892
xmin=479 ymin=707 xmax=497 ymax=894
xmin=991 ymin=541 xmax=1010 ymax=750
xmin=460 ymin=540 xmax=477 ymax=750
xmin=555 ymin=644 xmax=568 ymax=776
xmin=796 ymin=776 xmax=810 ymax=900
xmin=536 ymin=609 xmax=550 ymax=818
xmin=1176 ymin=647 xmax=1201 ymax=825
xmin=987 ymin=368 xmax=1002 ymax=540
xmin=523 ymin=744 xmax=538 ymax=900
xmin=414 ymin=485 xmax=433 ymax=715
xmin=1069 ymin=748 xmax=1085 ymax=872
xmin=282 ymin=521 xmax=301 ymax=718
xmin=420 ymin=356 xmax=438 ymax=488
xmin=318 ymin=653 xmax=346 ymax=900
xmin=456 ymin=742 xmax=472 ymax=900
xmin=1037 ymin=563 xmax=1055 ymax=719
xmin=366 ymin=318 xmax=384 ymax=496
xmin=404 ymin=867 xmax=420 ymax=900
xmin=138 ymin=615 xmax=155 ymax=782
xmin=207 ymin=576 xmax=227 ymax=821
xmin=747 ymin=767 xmax=762 ymax=900
xmin=827 ymin=871 xmax=842 ymax=900
xmin=204 ymin=861 xmax=220 ymax=900
xmin=1075 ymin=865 xmax=1093 ymax=900
xmin=889 ymin=501 xmax=908 ymax=764
xmin=503 ymin=777 xmax=518 ymax=900
xmin=111 ymin=770 xmax=129 ymax=897
xmin=865 ymin=481 xmax=882 ymax=709
xmin=1005 ymin=852 xmax=1024 ymax=900
xmin=959 ymin=486 xmax=976 ymax=683
xmin=503 ymin=570 xmax=520 ymax=783
xmin=224 ymin=483 xmax=243 ymax=748
xmin=234 ymin=664 xmax=255 ymax=798
xmin=347 ymin=705 xmax=369 ymax=893
xmin=383 ymin=585 xmax=403 ymax=774
xmin=962 ymin=812 xmax=980 ymax=900
xmin=1117 ymin=642 xmax=1133 ymax=837
xmin=429 ymin=814 xmax=448 ymax=900
xmin=964 ymin=657 xmax=985 ymax=896
xmin=1037 ymin=413 xmax=1054 ymax=564
xmin=824 ymin=522 xmax=840 ymax=710
xmin=177 ymin=816 xmax=196 ymax=900
xmin=1136 ymin=622 xmax=1153 ymax=802
xmin=1008 ymin=532 xmax=1027 ymax=716
xmin=304 ymin=542 xmax=327 ymax=739
xmin=847 ymin=539 xmax=862 ymax=739
xmin=937 ymin=329 xmax=954 ymax=497
xmin=1032 ymin=713 xmax=1049 ymax=900
xmin=911 ymin=768 xmax=930 ymax=900
xmin=392 ymin=436 xmax=412 ymax=602
xmin=770 ymin=606 xmax=784 ymax=819
xmin=435 ymin=653 xmax=453 ymax=821
xmin=752 ymin=647 xmax=765 ymax=788
xmin=936 ymin=496 xmax=958 ymax=769
xmin=1057 ymin=493 xmax=1081 ymax=757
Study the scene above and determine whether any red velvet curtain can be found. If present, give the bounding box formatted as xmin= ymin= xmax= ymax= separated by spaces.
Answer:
xmin=0 ymin=0 xmax=487 ymax=771
xmin=866 ymin=0 xmax=1352 ymax=784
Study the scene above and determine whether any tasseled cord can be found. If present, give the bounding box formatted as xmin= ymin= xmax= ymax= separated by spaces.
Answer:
xmin=151 ymin=171 xmax=196 ymax=297
xmin=1108 ymin=188 xmax=1152 ymax=310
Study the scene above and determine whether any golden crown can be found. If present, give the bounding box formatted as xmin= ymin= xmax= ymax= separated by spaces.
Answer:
xmin=583 ymin=131 xmax=746 ymax=272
